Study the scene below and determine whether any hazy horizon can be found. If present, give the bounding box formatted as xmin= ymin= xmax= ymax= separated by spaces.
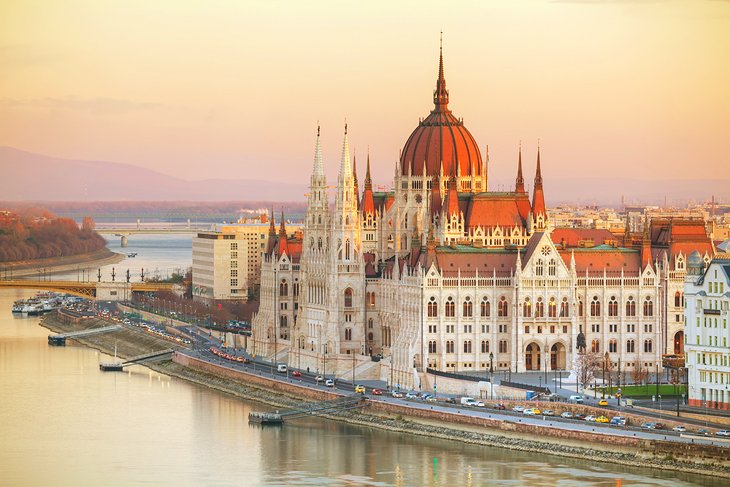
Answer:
xmin=2 ymin=0 xmax=729 ymax=195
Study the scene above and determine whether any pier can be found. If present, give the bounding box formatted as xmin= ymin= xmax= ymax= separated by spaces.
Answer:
xmin=48 ymin=324 xmax=122 ymax=346
xmin=248 ymin=395 xmax=368 ymax=425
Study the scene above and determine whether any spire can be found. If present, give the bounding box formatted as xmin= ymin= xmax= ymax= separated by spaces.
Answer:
xmin=433 ymin=32 xmax=449 ymax=110
xmin=515 ymin=142 xmax=525 ymax=193
xmin=278 ymin=209 xmax=289 ymax=256
xmin=532 ymin=142 xmax=546 ymax=218
xmin=340 ymin=122 xmax=352 ymax=178
xmin=312 ymin=123 xmax=324 ymax=177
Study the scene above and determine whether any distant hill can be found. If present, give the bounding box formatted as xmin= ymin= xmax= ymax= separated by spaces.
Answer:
xmin=0 ymin=147 xmax=308 ymax=202
xmin=1 ymin=146 xmax=726 ymax=205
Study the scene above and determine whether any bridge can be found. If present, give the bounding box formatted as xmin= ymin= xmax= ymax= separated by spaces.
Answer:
xmin=99 ymin=349 xmax=174 ymax=371
xmin=48 ymin=324 xmax=122 ymax=345
xmin=248 ymin=395 xmax=368 ymax=425
xmin=95 ymin=224 xmax=214 ymax=247
xmin=0 ymin=279 xmax=175 ymax=299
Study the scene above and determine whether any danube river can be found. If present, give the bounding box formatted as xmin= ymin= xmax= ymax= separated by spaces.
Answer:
xmin=0 ymin=236 xmax=724 ymax=486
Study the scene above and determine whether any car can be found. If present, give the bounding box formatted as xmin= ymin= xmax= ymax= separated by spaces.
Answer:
xmin=672 ymin=425 xmax=687 ymax=432
xmin=560 ymin=411 xmax=574 ymax=419
xmin=598 ymin=399 xmax=608 ymax=406
xmin=355 ymin=385 xmax=366 ymax=394
xmin=391 ymin=391 xmax=404 ymax=398
xmin=291 ymin=371 xmax=301 ymax=377
xmin=595 ymin=416 xmax=609 ymax=423
xmin=585 ymin=415 xmax=597 ymax=422
xmin=405 ymin=392 xmax=418 ymax=400
xmin=542 ymin=409 xmax=555 ymax=416
xmin=512 ymin=406 xmax=525 ymax=413
xmin=610 ymin=416 xmax=627 ymax=426
xmin=493 ymin=403 xmax=506 ymax=410
xmin=641 ymin=422 xmax=657 ymax=430
xmin=716 ymin=430 xmax=730 ymax=437
xmin=372 ymin=388 xmax=383 ymax=396
xmin=325 ymin=379 xmax=335 ymax=387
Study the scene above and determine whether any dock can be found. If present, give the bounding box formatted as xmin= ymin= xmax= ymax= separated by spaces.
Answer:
xmin=248 ymin=395 xmax=368 ymax=425
xmin=48 ymin=324 xmax=122 ymax=346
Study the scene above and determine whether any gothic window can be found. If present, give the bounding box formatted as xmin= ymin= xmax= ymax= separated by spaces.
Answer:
xmin=674 ymin=291 xmax=681 ymax=308
xmin=626 ymin=339 xmax=635 ymax=353
xmin=548 ymin=297 xmax=557 ymax=318
xmin=548 ymin=258 xmax=557 ymax=277
xmin=643 ymin=297 xmax=654 ymax=317
xmin=279 ymin=279 xmax=288 ymax=297
xmin=446 ymin=340 xmax=454 ymax=353
xmin=481 ymin=340 xmax=490 ymax=353
xmin=428 ymin=297 xmax=438 ymax=317
xmin=498 ymin=297 xmax=508 ymax=317
xmin=560 ymin=297 xmax=569 ymax=318
xmin=523 ymin=298 xmax=532 ymax=318
xmin=535 ymin=298 xmax=544 ymax=318
xmin=608 ymin=296 xmax=618 ymax=317
xmin=499 ymin=340 xmax=508 ymax=353
xmin=463 ymin=297 xmax=473 ymax=317
xmin=644 ymin=339 xmax=653 ymax=353
xmin=590 ymin=296 xmax=601 ymax=317
xmin=626 ymin=296 xmax=636 ymax=317
xmin=609 ymin=339 xmax=617 ymax=353
xmin=591 ymin=339 xmax=600 ymax=353
xmin=464 ymin=340 xmax=472 ymax=353
xmin=428 ymin=341 xmax=437 ymax=353
xmin=480 ymin=297 xmax=490 ymax=317
xmin=344 ymin=288 xmax=353 ymax=308
xmin=345 ymin=328 xmax=352 ymax=340
xmin=535 ymin=259 xmax=544 ymax=277
xmin=445 ymin=297 xmax=455 ymax=317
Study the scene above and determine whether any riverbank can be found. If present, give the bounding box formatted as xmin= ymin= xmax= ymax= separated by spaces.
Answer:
xmin=0 ymin=249 xmax=124 ymax=278
xmin=38 ymin=313 xmax=730 ymax=479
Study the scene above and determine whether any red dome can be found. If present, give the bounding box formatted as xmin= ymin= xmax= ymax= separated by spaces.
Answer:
xmin=400 ymin=48 xmax=482 ymax=178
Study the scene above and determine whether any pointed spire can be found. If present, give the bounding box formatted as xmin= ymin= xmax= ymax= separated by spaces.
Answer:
xmin=433 ymin=32 xmax=449 ymax=110
xmin=515 ymin=142 xmax=525 ymax=193
xmin=340 ymin=122 xmax=352 ymax=178
xmin=312 ymin=123 xmax=324 ymax=177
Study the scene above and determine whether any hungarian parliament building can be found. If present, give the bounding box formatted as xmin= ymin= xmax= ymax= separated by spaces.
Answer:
xmin=250 ymin=47 xmax=714 ymax=389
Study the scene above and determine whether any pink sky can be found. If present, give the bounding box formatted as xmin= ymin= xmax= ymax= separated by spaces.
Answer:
xmin=1 ymin=0 xmax=728 ymax=191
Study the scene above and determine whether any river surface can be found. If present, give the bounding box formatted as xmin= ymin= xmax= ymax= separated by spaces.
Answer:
xmin=0 ymin=235 xmax=725 ymax=486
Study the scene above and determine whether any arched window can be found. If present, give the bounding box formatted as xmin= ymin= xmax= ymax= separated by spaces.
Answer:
xmin=445 ymin=297 xmax=455 ymax=317
xmin=498 ymin=297 xmax=508 ymax=317
xmin=344 ymin=288 xmax=353 ymax=308
xmin=279 ymin=279 xmax=288 ymax=297
xmin=480 ymin=297 xmax=490 ymax=317
xmin=427 ymin=296 xmax=438 ymax=317
xmin=560 ymin=297 xmax=569 ymax=318
xmin=608 ymin=296 xmax=618 ymax=317
xmin=481 ymin=340 xmax=490 ymax=353
xmin=591 ymin=339 xmax=600 ymax=353
xmin=626 ymin=296 xmax=636 ymax=317
xmin=609 ymin=339 xmax=617 ymax=353
xmin=674 ymin=291 xmax=681 ymax=308
xmin=428 ymin=341 xmax=437 ymax=353
xmin=644 ymin=339 xmax=653 ymax=353
xmin=523 ymin=298 xmax=532 ymax=317
xmin=535 ymin=297 xmax=544 ymax=318
xmin=626 ymin=339 xmax=635 ymax=353
xmin=548 ymin=259 xmax=557 ymax=277
xmin=463 ymin=296 xmax=473 ymax=317
xmin=535 ymin=259 xmax=544 ymax=277
xmin=643 ymin=297 xmax=653 ymax=317
xmin=590 ymin=296 xmax=601 ymax=317
xmin=464 ymin=340 xmax=472 ymax=353
xmin=548 ymin=297 xmax=557 ymax=318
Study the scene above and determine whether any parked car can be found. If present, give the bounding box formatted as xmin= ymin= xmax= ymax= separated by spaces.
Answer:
xmin=560 ymin=411 xmax=574 ymax=419
xmin=585 ymin=415 xmax=597 ymax=422
xmin=716 ymin=430 xmax=730 ymax=437
xmin=372 ymin=388 xmax=383 ymax=396
xmin=325 ymin=379 xmax=335 ymax=387
xmin=542 ymin=409 xmax=555 ymax=416
xmin=391 ymin=390 xmax=404 ymax=398
xmin=595 ymin=416 xmax=609 ymax=423
xmin=512 ymin=406 xmax=525 ymax=413
xmin=355 ymin=385 xmax=366 ymax=394
xmin=291 ymin=371 xmax=301 ymax=377
xmin=598 ymin=399 xmax=609 ymax=406
xmin=672 ymin=425 xmax=687 ymax=432
xmin=493 ymin=403 xmax=506 ymax=410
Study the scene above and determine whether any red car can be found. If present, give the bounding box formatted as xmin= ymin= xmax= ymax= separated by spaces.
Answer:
xmin=372 ymin=388 xmax=383 ymax=395
xmin=291 ymin=371 xmax=302 ymax=377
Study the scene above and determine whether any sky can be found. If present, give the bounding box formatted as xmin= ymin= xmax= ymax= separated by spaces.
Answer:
xmin=1 ymin=0 xmax=729 ymax=192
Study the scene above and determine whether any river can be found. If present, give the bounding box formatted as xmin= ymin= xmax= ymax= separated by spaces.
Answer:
xmin=0 ymin=235 xmax=724 ymax=486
